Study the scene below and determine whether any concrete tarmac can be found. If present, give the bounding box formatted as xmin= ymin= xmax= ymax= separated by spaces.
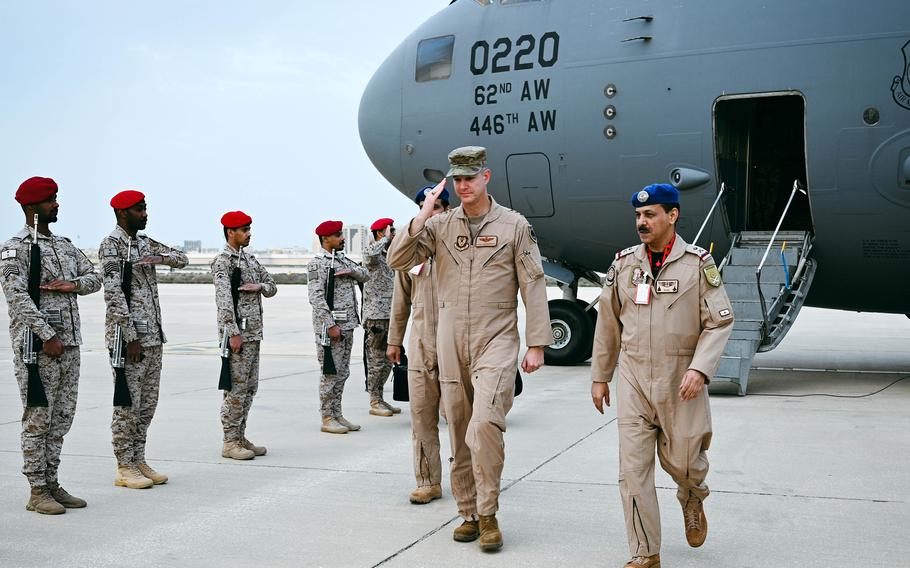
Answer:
xmin=0 ymin=285 xmax=908 ymax=567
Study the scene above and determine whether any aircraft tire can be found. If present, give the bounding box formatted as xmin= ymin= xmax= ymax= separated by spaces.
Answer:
xmin=544 ymin=299 xmax=594 ymax=366
xmin=574 ymin=298 xmax=597 ymax=361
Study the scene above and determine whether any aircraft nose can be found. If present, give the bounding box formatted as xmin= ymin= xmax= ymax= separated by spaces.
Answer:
xmin=359 ymin=45 xmax=404 ymax=190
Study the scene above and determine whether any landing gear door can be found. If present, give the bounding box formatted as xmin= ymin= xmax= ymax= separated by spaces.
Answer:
xmin=506 ymin=152 xmax=555 ymax=218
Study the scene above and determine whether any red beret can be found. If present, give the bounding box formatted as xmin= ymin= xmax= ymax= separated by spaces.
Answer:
xmin=110 ymin=190 xmax=145 ymax=210
xmin=15 ymin=177 xmax=58 ymax=205
xmin=370 ymin=218 xmax=394 ymax=231
xmin=315 ymin=220 xmax=343 ymax=237
xmin=221 ymin=210 xmax=252 ymax=228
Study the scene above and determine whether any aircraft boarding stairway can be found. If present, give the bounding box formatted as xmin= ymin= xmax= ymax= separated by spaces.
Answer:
xmin=696 ymin=181 xmax=817 ymax=395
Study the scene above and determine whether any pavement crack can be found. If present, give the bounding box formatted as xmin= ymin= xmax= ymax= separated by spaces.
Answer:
xmin=370 ymin=419 xmax=616 ymax=567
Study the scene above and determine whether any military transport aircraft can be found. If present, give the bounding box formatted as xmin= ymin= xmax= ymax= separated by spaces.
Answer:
xmin=358 ymin=0 xmax=910 ymax=394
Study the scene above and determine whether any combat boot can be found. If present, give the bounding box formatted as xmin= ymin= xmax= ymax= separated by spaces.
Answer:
xmin=222 ymin=441 xmax=255 ymax=460
xmin=453 ymin=519 xmax=479 ymax=542
xmin=336 ymin=416 xmax=361 ymax=431
xmin=624 ymin=555 xmax=660 ymax=568
xmin=369 ymin=400 xmax=393 ymax=417
xmin=478 ymin=514 xmax=503 ymax=552
xmin=114 ymin=466 xmax=154 ymax=489
xmin=241 ymin=438 xmax=268 ymax=456
xmin=26 ymin=487 xmax=65 ymax=515
xmin=137 ymin=462 xmax=168 ymax=484
xmin=321 ymin=416 xmax=349 ymax=434
xmin=683 ymin=498 xmax=708 ymax=547
xmin=409 ymin=484 xmax=442 ymax=504
xmin=47 ymin=483 xmax=87 ymax=508
xmin=380 ymin=400 xmax=402 ymax=414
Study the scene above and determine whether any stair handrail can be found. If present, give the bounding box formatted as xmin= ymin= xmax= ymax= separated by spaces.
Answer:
xmin=692 ymin=182 xmax=731 ymax=246
xmin=755 ymin=180 xmax=808 ymax=332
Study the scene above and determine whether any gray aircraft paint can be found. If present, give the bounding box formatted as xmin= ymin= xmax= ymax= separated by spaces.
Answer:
xmin=359 ymin=0 xmax=910 ymax=315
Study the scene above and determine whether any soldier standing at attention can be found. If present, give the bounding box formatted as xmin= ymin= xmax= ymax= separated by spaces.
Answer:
xmin=307 ymin=221 xmax=370 ymax=434
xmin=387 ymin=185 xmax=450 ymax=505
xmin=212 ymin=211 xmax=277 ymax=460
xmin=100 ymin=190 xmax=188 ymax=489
xmin=363 ymin=217 xmax=399 ymax=417
xmin=590 ymin=183 xmax=734 ymax=568
xmin=388 ymin=147 xmax=553 ymax=552
xmin=1 ymin=177 xmax=101 ymax=514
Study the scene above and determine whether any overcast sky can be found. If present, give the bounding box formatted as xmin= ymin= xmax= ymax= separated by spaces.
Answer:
xmin=0 ymin=2 xmax=444 ymax=250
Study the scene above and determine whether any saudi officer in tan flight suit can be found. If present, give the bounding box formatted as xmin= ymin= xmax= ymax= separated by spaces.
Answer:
xmin=388 ymin=146 xmax=553 ymax=553
xmin=590 ymin=183 xmax=734 ymax=568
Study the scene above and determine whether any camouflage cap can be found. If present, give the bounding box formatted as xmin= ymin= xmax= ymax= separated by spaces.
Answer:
xmin=446 ymin=146 xmax=487 ymax=177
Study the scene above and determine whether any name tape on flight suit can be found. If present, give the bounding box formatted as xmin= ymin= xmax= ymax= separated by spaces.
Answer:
xmin=476 ymin=235 xmax=498 ymax=247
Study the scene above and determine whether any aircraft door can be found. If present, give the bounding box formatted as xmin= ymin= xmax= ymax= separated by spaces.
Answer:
xmin=714 ymin=93 xmax=813 ymax=232
xmin=506 ymin=152 xmax=555 ymax=218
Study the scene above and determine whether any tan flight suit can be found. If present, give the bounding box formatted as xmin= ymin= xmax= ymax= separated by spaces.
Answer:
xmin=591 ymin=234 xmax=734 ymax=558
xmin=388 ymin=259 xmax=441 ymax=489
xmin=389 ymin=197 xmax=553 ymax=520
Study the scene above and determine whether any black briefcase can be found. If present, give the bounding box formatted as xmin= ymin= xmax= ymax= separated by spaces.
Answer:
xmin=514 ymin=369 xmax=523 ymax=397
xmin=392 ymin=351 xmax=409 ymax=402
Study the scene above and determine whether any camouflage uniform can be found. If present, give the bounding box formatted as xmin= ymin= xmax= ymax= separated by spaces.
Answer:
xmin=363 ymin=236 xmax=395 ymax=400
xmin=307 ymin=251 xmax=369 ymax=417
xmin=389 ymin=259 xmax=442 ymax=488
xmin=1 ymin=227 xmax=101 ymax=488
xmin=211 ymin=246 xmax=277 ymax=442
xmin=100 ymin=226 xmax=188 ymax=466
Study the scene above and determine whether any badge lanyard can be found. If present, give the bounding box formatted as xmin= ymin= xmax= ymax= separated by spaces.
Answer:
xmin=648 ymin=233 xmax=676 ymax=276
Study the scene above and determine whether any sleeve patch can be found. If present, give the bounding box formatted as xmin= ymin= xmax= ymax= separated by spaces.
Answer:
xmin=102 ymin=260 xmax=119 ymax=277
xmin=1 ymin=249 xmax=17 ymax=259
xmin=2 ymin=264 xmax=19 ymax=278
xmin=605 ymin=264 xmax=616 ymax=286
xmin=719 ymin=308 xmax=731 ymax=318
xmin=527 ymin=224 xmax=537 ymax=243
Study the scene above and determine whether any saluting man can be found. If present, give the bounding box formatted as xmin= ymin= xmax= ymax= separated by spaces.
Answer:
xmin=363 ymin=217 xmax=399 ymax=417
xmin=1 ymin=177 xmax=101 ymax=515
xmin=100 ymin=190 xmax=188 ymax=490
xmin=387 ymin=185 xmax=450 ymax=505
xmin=389 ymin=147 xmax=553 ymax=552
xmin=307 ymin=221 xmax=370 ymax=434
xmin=590 ymin=183 xmax=734 ymax=568
xmin=212 ymin=211 xmax=277 ymax=460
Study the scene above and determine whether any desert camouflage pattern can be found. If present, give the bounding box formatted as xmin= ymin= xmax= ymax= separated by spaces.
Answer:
xmin=99 ymin=225 xmax=188 ymax=348
xmin=110 ymin=346 xmax=163 ymax=466
xmin=221 ymin=341 xmax=261 ymax=442
xmin=211 ymin=245 xmax=278 ymax=341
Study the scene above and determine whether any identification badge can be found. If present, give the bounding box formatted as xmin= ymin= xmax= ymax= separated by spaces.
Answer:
xmin=133 ymin=319 xmax=150 ymax=334
xmin=43 ymin=308 xmax=63 ymax=325
xmin=655 ymin=280 xmax=679 ymax=294
xmin=409 ymin=263 xmax=424 ymax=276
xmin=634 ymin=283 xmax=651 ymax=305
xmin=331 ymin=310 xmax=348 ymax=323
xmin=239 ymin=317 xmax=249 ymax=331
xmin=476 ymin=235 xmax=498 ymax=247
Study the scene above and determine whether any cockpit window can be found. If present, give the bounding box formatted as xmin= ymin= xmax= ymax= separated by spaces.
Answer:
xmin=416 ymin=35 xmax=455 ymax=82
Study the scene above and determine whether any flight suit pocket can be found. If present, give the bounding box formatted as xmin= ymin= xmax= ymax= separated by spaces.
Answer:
xmin=517 ymin=251 xmax=544 ymax=283
xmin=705 ymin=295 xmax=734 ymax=326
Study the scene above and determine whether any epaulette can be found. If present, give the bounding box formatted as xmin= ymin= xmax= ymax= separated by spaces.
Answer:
xmin=615 ymin=246 xmax=637 ymax=261
xmin=685 ymin=244 xmax=712 ymax=261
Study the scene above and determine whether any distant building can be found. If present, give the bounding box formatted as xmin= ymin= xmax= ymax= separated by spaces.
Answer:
xmin=183 ymin=240 xmax=202 ymax=253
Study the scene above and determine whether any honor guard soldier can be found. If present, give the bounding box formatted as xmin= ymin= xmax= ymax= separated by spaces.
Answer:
xmin=308 ymin=221 xmax=370 ymax=434
xmin=387 ymin=186 xmax=450 ymax=505
xmin=389 ymin=147 xmax=553 ymax=552
xmin=590 ymin=183 xmax=734 ymax=568
xmin=212 ymin=211 xmax=277 ymax=460
xmin=1 ymin=177 xmax=101 ymax=514
xmin=100 ymin=190 xmax=188 ymax=489
xmin=363 ymin=217 xmax=399 ymax=417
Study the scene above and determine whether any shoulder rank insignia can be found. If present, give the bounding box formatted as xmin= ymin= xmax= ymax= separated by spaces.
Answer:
xmin=685 ymin=244 xmax=711 ymax=261
xmin=703 ymin=265 xmax=722 ymax=287
xmin=615 ymin=245 xmax=637 ymax=260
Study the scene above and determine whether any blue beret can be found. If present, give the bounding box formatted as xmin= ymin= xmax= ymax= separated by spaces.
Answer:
xmin=631 ymin=183 xmax=679 ymax=208
xmin=414 ymin=185 xmax=450 ymax=204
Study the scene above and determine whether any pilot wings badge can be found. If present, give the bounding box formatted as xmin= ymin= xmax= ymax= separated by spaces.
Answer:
xmin=893 ymin=39 xmax=910 ymax=111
